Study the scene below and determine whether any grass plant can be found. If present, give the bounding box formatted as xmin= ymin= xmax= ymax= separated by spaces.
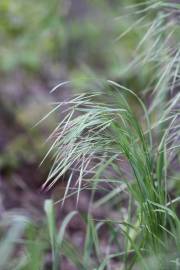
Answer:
xmin=0 ymin=1 xmax=179 ymax=269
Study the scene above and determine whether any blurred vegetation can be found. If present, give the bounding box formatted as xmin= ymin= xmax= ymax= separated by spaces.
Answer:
xmin=0 ymin=0 xmax=152 ymax=88
xmin=0 ymin=0 xmax=149 ymax=178
xmin=0 ymin=0 xmax=65 ymax=71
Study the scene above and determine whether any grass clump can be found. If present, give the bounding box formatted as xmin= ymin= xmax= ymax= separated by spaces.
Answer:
xmin=1 ymin=1 xmax=179 ymax=270
xmin=40 ymin=1 xmax=180 ymax=269
xmin=42 ymin=79 xmax=179 ymax=269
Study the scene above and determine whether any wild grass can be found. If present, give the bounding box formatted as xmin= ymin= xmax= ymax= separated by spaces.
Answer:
xmin=41 ymin=80 xmax=179 ymax=269
xmin=38 ymin=1 xmax=180 ymax=269
xmin=0 ymin=1 xmax=179 ymax=270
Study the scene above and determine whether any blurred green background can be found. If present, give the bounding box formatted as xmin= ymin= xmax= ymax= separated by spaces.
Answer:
xmin=0 ymin=0 xmax=147 ymax=208
xmin=0 ymin=0 xmax=166 ymax=222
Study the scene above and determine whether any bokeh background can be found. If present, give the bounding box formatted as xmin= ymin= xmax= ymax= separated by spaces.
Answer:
xmin=0 ymin=0 xmax=146 ymax=217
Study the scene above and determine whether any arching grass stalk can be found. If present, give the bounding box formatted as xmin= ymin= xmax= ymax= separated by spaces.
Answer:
xmin=40 ymin=1 xmax=180 ymax=268
xmin=41 ymin=79 xmax=179 ymax=260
